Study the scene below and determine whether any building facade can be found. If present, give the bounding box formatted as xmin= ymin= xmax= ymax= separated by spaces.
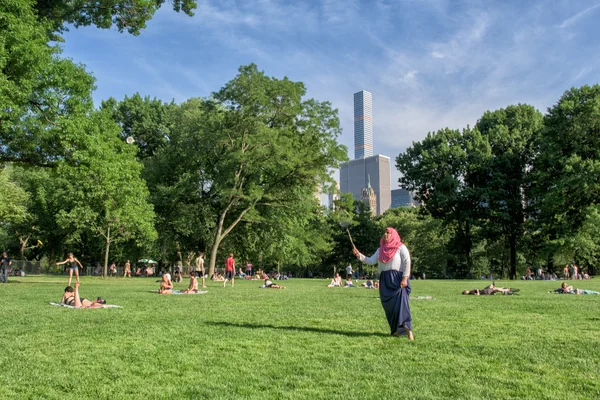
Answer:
xmin=340 ymin=155 xmax=391 ymax=215
xmin=354 ymin=90 xmax=373 ymax=159
xmin=391 ymin=188 xmax=415 ymax=208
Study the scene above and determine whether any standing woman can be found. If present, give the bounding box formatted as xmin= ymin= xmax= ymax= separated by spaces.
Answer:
xmin=124 ymin=260 xmax=131 ymax=278
xmin=57 ymin=253 xmax=83 ymax=286
xmin=353 ymin=227 xmax=414 ymax=340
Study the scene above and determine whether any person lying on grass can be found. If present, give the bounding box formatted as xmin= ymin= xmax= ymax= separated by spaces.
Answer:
xmin=554 ymin=282 xmax=600 ymax=295
xmin=262 ymin=279 xmax=286 ymax=289
xmin=462 ymin=284 xmax=520 ymax=295
xmin=361 ymin=279 xmax=379 ymax=289
xmin=61 ymin=283 xmax=110 ymax=308
xmin=181 ymin=272 xmax=199 ymax=294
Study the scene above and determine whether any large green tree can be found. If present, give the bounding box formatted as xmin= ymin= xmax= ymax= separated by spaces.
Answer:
xmin=532 ymin=85 xmax=600 ymax=270
xmin=149 ymin=65 xmax=347 ymax=276
xmin=56 ymin=111 xmax=157 ymax=277
xmin=473 ymin=104 xmax=543 ymax=279
xmin=397 ymin=127 xmax=486 ymax=278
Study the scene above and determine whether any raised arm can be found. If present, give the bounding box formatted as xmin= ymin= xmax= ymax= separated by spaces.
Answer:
xmin=353 ymin=248 xmax=380 ymax=265
xmin=56 ymin=259 xmax=67 ymax=265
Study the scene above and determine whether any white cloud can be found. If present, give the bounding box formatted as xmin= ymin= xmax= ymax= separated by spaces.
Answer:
xmin=558 ymin=3 xmax=600 ymax=29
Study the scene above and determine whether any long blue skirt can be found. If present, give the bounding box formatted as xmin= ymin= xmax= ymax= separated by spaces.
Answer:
xmin=379 ymin=270 xmax=412 ymax=335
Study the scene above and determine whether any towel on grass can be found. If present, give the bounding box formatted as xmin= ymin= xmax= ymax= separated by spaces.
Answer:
xmin=49 ymin=302 xmax=123 ymax=308
xmin=410 ymin=296 xmax=436 ymax=300
xmin=152 ymin=290 xmax=208 ymax=295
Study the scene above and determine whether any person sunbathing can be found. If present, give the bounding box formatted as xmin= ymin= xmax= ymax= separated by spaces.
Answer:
xmin=181 ymin=273 xmax=199 ymax=294
xmin=343 ymin=275 xmax=355 ymax=288
xmin=263 ymin=279 xmax=286 ymax=289
xmin=462 ymin=284 xmax=520 ymax=295
xmin=326 ymin=273 xmax=342 ymax=287
xmin=555 ymin=282 xmax=600 ymax=295
xmin=158 ymin=272 xmax=173 ymax=294
xmin=61 ymin=283 xmax=110 ymax=308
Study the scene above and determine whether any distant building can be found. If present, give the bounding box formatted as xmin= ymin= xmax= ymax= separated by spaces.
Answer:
xmin=354 ymin=90 xmax=373 ymax=159
xmin=340 ymin=155 xmax=391 ymax=215
xmin=361 ymin=176 xmax=377 ymax=217
xmin=391 ymin=188 xmax=415 ymax=208
xmin=328 ymin=182 xmax=340 ymax=211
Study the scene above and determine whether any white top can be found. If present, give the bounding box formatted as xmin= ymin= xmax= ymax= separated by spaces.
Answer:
xmin=358 ymin=245 xmax=411 ymax=278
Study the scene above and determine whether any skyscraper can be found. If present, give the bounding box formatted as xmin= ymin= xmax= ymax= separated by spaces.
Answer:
xmin=354 ymin=90 xmax=373 ymax=159
xmin=340 ymin=155 xmax=391 ymax=215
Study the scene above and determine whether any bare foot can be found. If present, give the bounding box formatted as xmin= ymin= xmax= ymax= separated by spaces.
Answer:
xmin=407 ymin=330 xmax=414 ymax=341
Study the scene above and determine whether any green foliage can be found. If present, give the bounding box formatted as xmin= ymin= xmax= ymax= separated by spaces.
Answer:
xmin=533 ymin=85 xmax=600 ymax=268
xmin=102 ymin=94 xmax=176 ymax=159
xmin=0 ymin=0 xmax=96 ymax=166
xmin=34 ymin=0 xmax=197 ymax=35
xmin=397 ymin=127 xmax=481 ymax=277
xmin=55 ymin=110 xmax=157 ymax=273
xmin=0 ymin=166 xmax=29 ymax=224
xmin=149 ymin=65 xmax=347 ymax=276
xmin=473 ymin=104 xmax=543 ymax=279
xmin=378 ymin=207 xmax=450 ymax=277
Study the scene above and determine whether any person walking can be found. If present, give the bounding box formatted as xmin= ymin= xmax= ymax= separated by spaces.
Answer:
xmin=57 ymin=253 xmax=83 ymax=286
xmin=1 ymin=251 xmax=12 ymax=283
xmin=195 ymin=252 xmax=206 ymax=288
xmin=353 ymin=227 xmax=414 ymax=340
xmin=223 ymin=253 xmax=235 ymax=288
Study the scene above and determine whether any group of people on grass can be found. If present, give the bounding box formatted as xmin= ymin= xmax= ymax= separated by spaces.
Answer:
xmin=43 ymin=225 xmax=597 ymax=339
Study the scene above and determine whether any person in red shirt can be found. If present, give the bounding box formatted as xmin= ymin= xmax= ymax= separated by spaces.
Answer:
xmin=224 ymin=253 xmax=235 ymax=288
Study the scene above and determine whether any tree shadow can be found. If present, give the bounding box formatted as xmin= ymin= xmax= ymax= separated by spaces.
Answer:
xmin=206 ymin=321 xmax=389 ymax=338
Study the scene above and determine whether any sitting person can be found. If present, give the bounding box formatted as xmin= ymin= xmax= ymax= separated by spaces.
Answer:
xmin=462 ymin=284 xmax=520 ymax=295
xmin=343 ymin=275 xmax=355 ymax=288
xmin=61 ymin=283 xmax=109 ymax=308
xmin=181 ymin=272 xmax=199 ymax=294
xmin=554 ymin=282 xmax=599 ymax=295
xmin=159 ymin=271 xmax=173 ymax=294
xmin=361 ymin=279 xmax=376 ymax=289
xmin=237 ymin=267 xmax=246 ymax=278
xmin=326 ymin=273 xmax=342 ymax=287
xmin=262 ymin=278 xmax=286 ymax=289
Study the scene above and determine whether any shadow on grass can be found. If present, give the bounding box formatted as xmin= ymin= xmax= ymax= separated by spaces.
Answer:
xmin=206 ymin=321 xmax=389 ymax=337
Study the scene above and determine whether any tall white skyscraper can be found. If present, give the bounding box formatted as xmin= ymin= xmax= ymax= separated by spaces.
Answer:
xmin=354 ymin=90 xmax=373 ymax=159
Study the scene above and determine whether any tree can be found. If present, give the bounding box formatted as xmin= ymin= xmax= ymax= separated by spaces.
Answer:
xmin=56 ymin=110 xmax=157 ymax=277
xmin=150 ymin=65 xmax=347 ymax=277
xmin=473 ymin=104 xmax=543 ymax=279
xmin=378 ymin=207 xmax=450 ymax=278
xmin=0 ymin=0 xmax=96 ymax=167
xmin=102 ymin=94 xmax=176 ymax=159
xmin=397 ymin=127 xmax=486 ymax=278
xmin=0 ymin=166 xmax=29 ymax=224
xmin=34 ymin=0 xmax=197 ymax=35
xmin=532 ymin=85 xmax=600 ymax=269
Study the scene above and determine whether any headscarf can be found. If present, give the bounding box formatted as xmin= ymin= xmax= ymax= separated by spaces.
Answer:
xmin=379 ymin=227 xmax=402 ymax=263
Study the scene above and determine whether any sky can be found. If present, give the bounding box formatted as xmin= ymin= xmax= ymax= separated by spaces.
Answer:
xmin=61 ymin=0 xmax=600 ymax=188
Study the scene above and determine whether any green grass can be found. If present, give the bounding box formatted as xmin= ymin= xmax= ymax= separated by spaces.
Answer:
xmin=1 ymin=276 xmax=599 ymax=399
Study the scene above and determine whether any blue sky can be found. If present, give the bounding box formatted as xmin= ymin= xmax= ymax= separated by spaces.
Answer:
xmin=61 ymin=0 xmax=600 ymax=187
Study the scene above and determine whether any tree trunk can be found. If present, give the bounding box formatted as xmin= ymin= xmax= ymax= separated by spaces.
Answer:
xmin=509 ymin=232 xmax=517 ymax=280
xmin=103 ymin=226 xmax=110 ymax=278
xmin=208 ymin=235 xmax=221 ymax=278
xmin=466 ymin=222 xmax=473 ymax=279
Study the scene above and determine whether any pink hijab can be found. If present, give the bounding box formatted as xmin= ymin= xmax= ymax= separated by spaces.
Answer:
xmin=379 ymin=227 xmax=402 ymax=263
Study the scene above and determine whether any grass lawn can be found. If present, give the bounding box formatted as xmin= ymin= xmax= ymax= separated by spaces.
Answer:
xmin=1 ymin=275 xmax=599 ymax=399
